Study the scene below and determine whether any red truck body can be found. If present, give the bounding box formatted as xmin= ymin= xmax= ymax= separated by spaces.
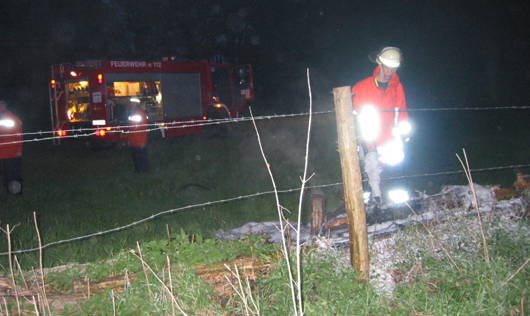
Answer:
xmin=49 ymin=59 xmax=254 ymax=144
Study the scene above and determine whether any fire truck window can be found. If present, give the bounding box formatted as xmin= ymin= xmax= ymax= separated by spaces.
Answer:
xmin=237 ymin=67 xmax=250 ymax=84
xmin=211 ymin=67 xmax=232 ymax=105
xmin=107 ymin=81 xmax=163 ymax=122
xmin=66 ymin=81 xmax=91 ymax=122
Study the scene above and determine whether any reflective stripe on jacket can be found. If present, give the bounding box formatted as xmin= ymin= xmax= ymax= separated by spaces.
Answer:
xmin=0 ymin=111 xmax=23 ymax=159
xmin=352 ymin=66 xmax=408 ymax=147
xmin=128 ymin=108 xmax=148 ymax=147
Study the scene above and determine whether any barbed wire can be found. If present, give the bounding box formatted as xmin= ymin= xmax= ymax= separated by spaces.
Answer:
xmin=0 ymin=182 xmax=341 ymax=256
xmin=2 ymin=105 xmax=530 ymax=256
xmin=406 ymin=105 xmax=530 ymax=112
xmin=0 ymin=111 xmax=334 ymax=143
xmin=2 ymin=104 xmax=530 ymax=142
xmin=381 ymin=105 xmax=530 ymax=112
xmin=383 ymin=163 xmax=530 ymax=182
xmin=2 ymin=161 xmax=530 ymax=257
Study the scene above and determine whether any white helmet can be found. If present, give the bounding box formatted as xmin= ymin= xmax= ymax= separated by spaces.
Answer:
xmin=370 ymin=47 xmax=402 ymax=68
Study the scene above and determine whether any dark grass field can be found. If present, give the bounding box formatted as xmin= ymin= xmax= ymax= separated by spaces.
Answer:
xmin=1 ymin=109 xmax=529 ymax=269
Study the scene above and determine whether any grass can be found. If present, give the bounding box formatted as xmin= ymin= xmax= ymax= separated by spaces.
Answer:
xmin=386 ymin=214 xmax=530 ymax=315
xmin=0 ymin=114 xmax=344 ymax=269
xmin=1 ymin=109 xmax=530 ymax=314
xmin=5 ymin=212 xmax=527 ymax=314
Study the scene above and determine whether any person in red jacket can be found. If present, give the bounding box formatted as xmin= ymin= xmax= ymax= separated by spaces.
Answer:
xmin=352 ymin=47 xmax=411 ymax=205
xmin=0 ymin=100 xmax=23 ymax=194
xmin=128 ymin=97 xmax=149 ymax=173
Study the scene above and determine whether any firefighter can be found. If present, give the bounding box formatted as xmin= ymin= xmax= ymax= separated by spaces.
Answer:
xmin=128 ymin=97 xmax=149 ymax=173
xmin=352 ymin=47 xmax=411 ymax=205
xmin=0 ymin=100 xmax=23 ymax=195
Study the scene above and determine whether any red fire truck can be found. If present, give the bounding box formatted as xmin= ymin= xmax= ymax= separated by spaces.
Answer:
xmin=49 ymin=59 xmax=254 ymax=146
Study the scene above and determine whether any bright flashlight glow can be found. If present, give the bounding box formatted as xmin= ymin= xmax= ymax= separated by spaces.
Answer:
xmin=389 ymin=190 xmax=409 ymax=203
xmin=398 ymin=121 xmax=411 ymax=135
xmin=0 ymin=119 xmax=15 ymax=127
xmin=129 ymin=115 xmax=142 ymax=122
xmin=363 ymin=192 xmax=371 ymax=203
xmin=378 ymin=138 xmax=404 ymax=166
xmin=358 ymin=106 xmax=380 ymax=141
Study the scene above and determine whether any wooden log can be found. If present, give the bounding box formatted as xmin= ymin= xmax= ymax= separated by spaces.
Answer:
xmin=333 ymin=86 xmax=369 ymax=281
xmin=494 ymin=188 xmax=523 ymax=201
xmin=514 ymin=173 xmax=530 ymax=190
xmin=1 ymin=253 xmax=278 ymax=314
xmin=72 ymin=274 xmax=137 ymax=295
xmin=311 ymin=194 xmax=326 ymax=236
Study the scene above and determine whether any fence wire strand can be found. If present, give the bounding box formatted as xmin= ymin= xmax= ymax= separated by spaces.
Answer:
xmin=3 ymin=161 xmax=530 ymax=256
xmin=2 ymin=105 xmax=530 ymax=256
xmin=2 ymin=104 xmax=530 ymax=143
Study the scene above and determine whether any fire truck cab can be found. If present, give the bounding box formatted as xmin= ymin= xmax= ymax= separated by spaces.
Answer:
xmin=49 ymin=59 xmax=254 ymax=145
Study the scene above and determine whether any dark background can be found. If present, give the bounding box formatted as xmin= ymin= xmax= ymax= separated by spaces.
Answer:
xmin=1 ymin=0 xmax=529 ymax=156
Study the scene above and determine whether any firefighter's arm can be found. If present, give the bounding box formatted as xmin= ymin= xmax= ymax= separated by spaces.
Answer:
xmin=396 ymin=84 xmax=408 ymax=122
xmin=392 ymin=85 xmax=410 ymax=136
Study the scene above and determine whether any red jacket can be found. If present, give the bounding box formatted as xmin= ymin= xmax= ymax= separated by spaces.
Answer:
xmin=128 ymin=108 xmax=148 ymax=147
xmin=352 ymin=66 xmax=408 ymax=147
xmin=0 ymin=111 xmax=23 ymax=159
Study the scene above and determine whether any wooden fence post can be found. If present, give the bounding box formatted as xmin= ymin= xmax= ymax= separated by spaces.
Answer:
xmin=311 ymin=194 xmax=326 ymax=236
xmin=333 ymin=86 xmax=369 ymax=281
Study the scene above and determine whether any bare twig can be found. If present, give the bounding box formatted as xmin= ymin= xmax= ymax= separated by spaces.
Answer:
xmin=250 ymin=107 xmax=298 ymax=315
xmin=405 ymin=202 xmax=462 ymax=273
xmin=456 ymin=150 xmax=490 ymax=263
xmin=136 ymin=241 xmax=153 ymax=299
xmin=32 ymin=296 xmax=38 ymax=316
xmin=129 ymin=247 xmax=188 ymax=315
xmin=2 ymin=297 xmax=8 ymax=316
xmin=14 ymin=256 xmax=28 ymax=291
xmin=500 ymin=255 xmax=530 ymax=288
xmin=224 ymin=264 xmax=260 ymax=316
xmin=111 ymin=289 xmax=116 ymax=316
xmin=33 ymin=212 xmax=52 ymax=315
xmin=167 ymin=256 xmax=176 ymax=316
xmin=293 ymin=67 xmax=314 ymax=315
xmin=1 ymin=224 xmax=21 ymax=315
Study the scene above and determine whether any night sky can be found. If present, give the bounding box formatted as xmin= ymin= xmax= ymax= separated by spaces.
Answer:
xmin=1 ymin=0 xmax=529 ymax=134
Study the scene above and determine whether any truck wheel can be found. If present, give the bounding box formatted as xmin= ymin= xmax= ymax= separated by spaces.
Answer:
xmin=7 ymin=181 xmax=22 ymax=195
xmin=205 ymin=107 xmax=230 ymax=139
